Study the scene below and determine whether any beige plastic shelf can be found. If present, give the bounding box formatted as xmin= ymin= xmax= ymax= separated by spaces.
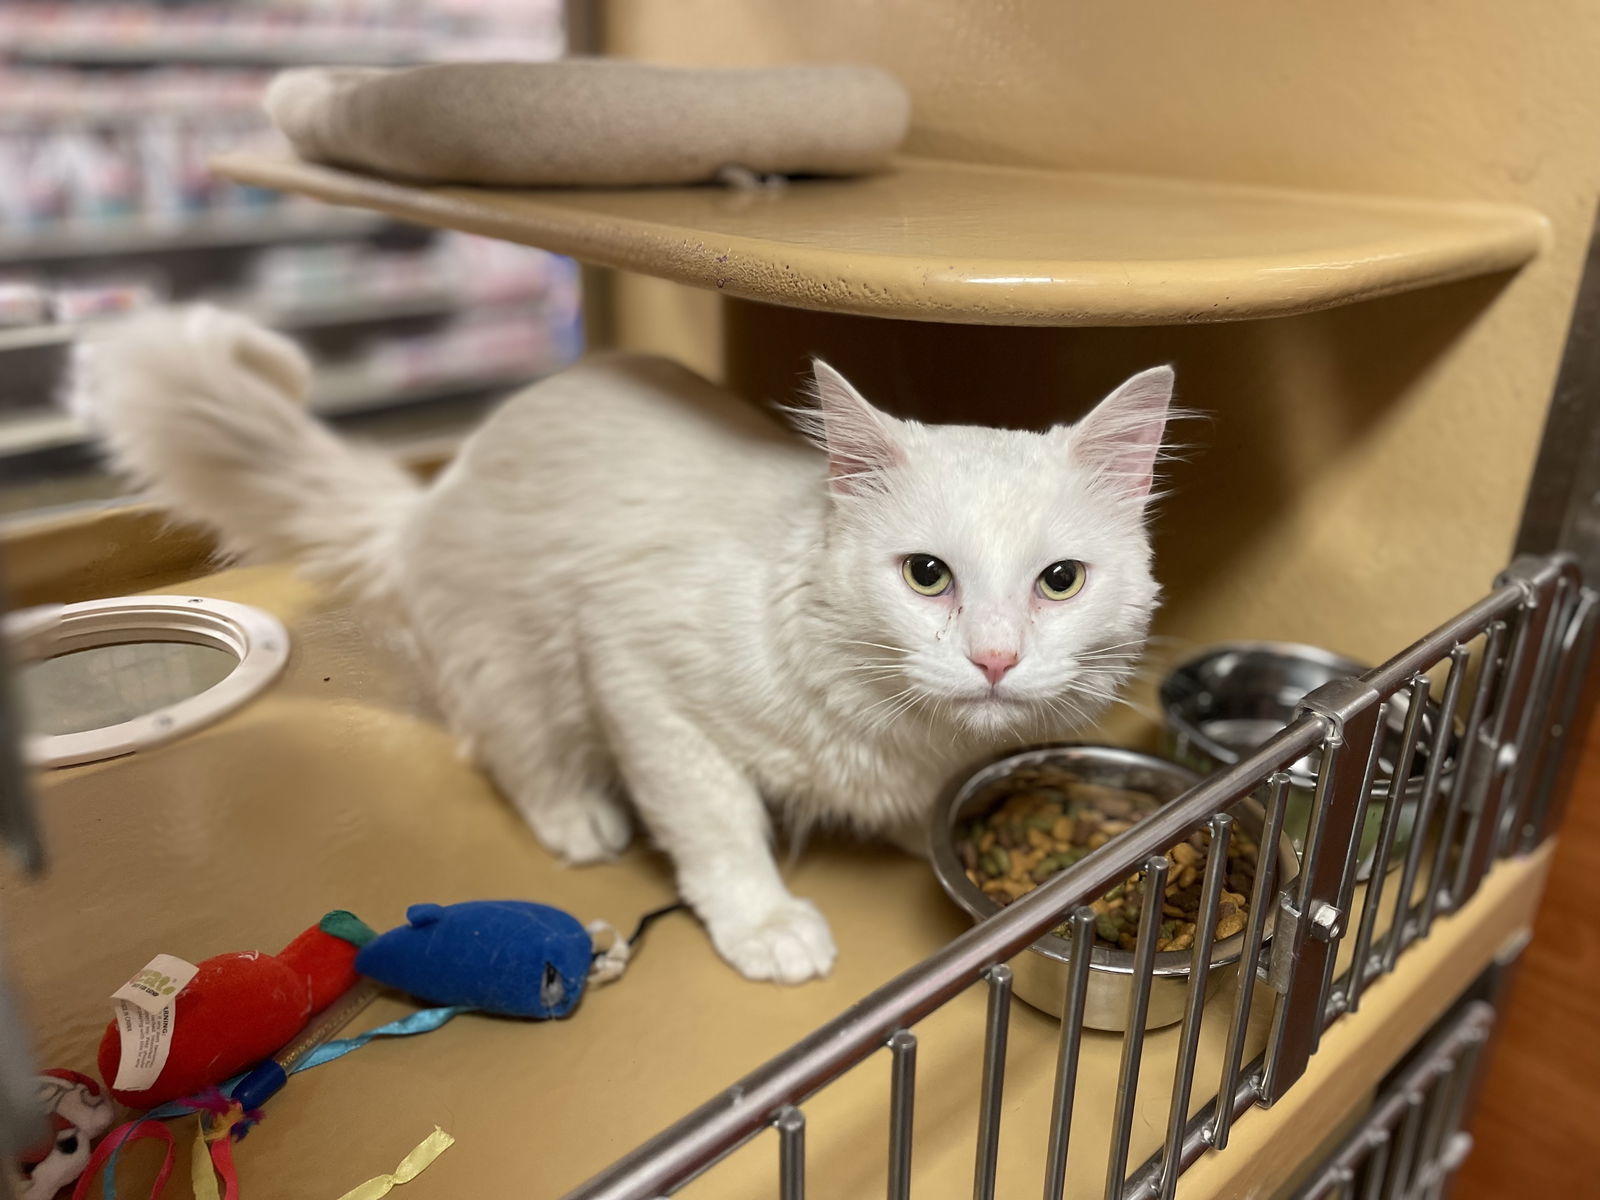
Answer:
xmin=0 ymin=554 xmax=1552 ymax=1200
xmin=212 ymin=151 xmax=1548 ymax=326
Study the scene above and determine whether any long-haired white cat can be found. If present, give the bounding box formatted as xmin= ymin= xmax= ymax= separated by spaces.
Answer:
xmin=72 ymin=307 xmax=1174 ymax=984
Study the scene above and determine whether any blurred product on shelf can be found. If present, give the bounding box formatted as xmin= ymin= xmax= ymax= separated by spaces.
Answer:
xmin=0 ymin=279 xmax=50 ymax=325
xmin=0 ymin=271 xmax=163 ymax=329
xmin=0 ymin=0 xmax=574 ymax=515
xmin=0 ymin=1 xmax=561 ymax=64
xmin=0 ymin=70 xmax=296 ymax=235
xmin=364 ymin=307 xmax=581 ymax=392
xmin=48 ymin=273 xmax=166 ymax=323
xmin=249 ymin=233 xmax=578 ymax=313
xmin=0 ymin=233 xmax=578 ymax=332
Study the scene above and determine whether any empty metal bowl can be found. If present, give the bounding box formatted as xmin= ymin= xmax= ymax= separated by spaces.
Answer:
xmin=1158 ymin=641 xmax=1459 ymax=880
xmin=929 ymin=745 xmax=1298 ymax=1031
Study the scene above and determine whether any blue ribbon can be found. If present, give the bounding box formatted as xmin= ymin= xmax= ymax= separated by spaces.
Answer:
xmin=293 ymin=1004 xmax=471 ymax=1072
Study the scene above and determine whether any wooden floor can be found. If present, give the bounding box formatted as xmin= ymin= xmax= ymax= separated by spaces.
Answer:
xmin=1455 ymin=699 xmax=1600 ymax=1196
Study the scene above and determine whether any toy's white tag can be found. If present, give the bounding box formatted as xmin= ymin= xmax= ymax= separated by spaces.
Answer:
xmin=110 ymin=954 xmax=197 ymax=1091
xmin=112 ymin=954 xmax=196 ymax=1015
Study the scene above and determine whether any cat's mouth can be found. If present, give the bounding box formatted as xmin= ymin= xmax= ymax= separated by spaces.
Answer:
xmin=950 ymin=690 xmax=1034 ymax=713
xmin=944 ymin=691 xmax=1039 ymax=735
xmin=956 ymin=690 xmax=1026 ymax=704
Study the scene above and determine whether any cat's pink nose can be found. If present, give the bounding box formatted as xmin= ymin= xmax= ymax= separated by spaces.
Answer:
xmin=969 ymin=651 xmax=1020 ymax=687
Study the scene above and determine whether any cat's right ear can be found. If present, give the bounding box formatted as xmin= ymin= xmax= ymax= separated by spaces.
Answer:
xmin=806 ymin=360 xmax=904 ymax=495
xmin=1067 ymin=365 xmax=1175 ymax=504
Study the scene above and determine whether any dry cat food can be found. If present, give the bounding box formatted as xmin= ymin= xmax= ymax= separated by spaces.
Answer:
xmin=955 ymin=775 xmax=1260 ymax=954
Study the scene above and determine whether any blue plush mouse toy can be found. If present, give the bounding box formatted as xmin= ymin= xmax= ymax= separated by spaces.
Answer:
xmin=356 ymin=900 xmax=679 ymax=1019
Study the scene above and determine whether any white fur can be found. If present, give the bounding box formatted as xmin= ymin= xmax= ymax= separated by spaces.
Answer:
xmin=71 ymin=306 xmax=1174 ymax=985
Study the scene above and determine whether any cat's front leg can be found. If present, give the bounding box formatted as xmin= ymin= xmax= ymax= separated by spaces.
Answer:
xmin=605 ymin=702 xmax=836 ymax=984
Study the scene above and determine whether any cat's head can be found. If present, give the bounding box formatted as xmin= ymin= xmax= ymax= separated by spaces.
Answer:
xmin=799 ymin=361 xmax=1175 ymax=738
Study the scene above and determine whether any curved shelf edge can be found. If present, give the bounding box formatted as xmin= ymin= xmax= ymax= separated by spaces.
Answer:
xmin=211 ymin=151 xmax=1549 ymax=327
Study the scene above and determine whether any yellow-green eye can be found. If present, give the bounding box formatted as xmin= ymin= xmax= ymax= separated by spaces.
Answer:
xmin=902 ymin=554 xmax=953 ymax=597
xmin=1038 ymin=559 xmax=1087 ymax=600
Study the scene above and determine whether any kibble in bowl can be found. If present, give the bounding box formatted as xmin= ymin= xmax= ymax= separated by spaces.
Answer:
xmin=958 ymin=784 xmax=1259 ymax=954
xmin=929 ymin=745 xmax=1299 ymax=1031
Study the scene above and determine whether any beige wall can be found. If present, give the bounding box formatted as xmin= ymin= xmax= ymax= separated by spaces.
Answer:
xmin=596 ymin=0 xmax=1600 ymax=740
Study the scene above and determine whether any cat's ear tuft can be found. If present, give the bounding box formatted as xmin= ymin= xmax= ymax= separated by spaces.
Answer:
xmin=1068 ymin=365 xmax=1175 ymax=503
xmin=805 ymin=360 xmax=904 ymax=495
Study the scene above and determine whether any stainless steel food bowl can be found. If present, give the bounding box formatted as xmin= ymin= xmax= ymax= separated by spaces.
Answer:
xmin=1158 ymin=641 xmax=1459 ymax=880
xmin=929 ymin=745 xmax=1299 ymax=1031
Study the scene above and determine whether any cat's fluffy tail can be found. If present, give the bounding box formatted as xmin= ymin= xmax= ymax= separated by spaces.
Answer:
xmin=69 ymin=305 xmax=420 ymax=609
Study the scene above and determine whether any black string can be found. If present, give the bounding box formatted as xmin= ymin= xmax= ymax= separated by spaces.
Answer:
xmin=590 ymin=901 xmax=689 ymax=967
xmin=628 ymin=901 xmax=689 ymax=949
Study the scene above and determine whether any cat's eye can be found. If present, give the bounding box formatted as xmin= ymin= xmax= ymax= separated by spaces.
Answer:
xmin=902 ymin=554 xmax=953 ymax=597
xmin=1037 ymin=559 xmax=1087 ymax=600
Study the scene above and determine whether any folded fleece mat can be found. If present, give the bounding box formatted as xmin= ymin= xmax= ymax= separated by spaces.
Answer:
xmin=265 ymin=58 xmax=911 ymax=187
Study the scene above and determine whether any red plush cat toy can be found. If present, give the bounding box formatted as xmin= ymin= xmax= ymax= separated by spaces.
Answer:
xmin=96 ymin=912 xmax=370 ymax=1109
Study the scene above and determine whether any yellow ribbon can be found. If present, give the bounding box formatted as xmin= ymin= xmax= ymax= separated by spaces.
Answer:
xmin=332 ymin=1127 xmax=456 ymax=1200
xmin=191 ymin=1120 xmax=221 ymax=1200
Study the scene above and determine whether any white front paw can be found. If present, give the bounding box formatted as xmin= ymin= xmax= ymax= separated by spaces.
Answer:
xmin=521 ymin=790 xmax=633 ymax=866
xmin=709 ymin=898 xmax=837 ymax=985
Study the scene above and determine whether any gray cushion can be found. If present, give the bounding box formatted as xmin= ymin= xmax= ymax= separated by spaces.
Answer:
xmin=265 ymin=59 xmax=910 ymax=187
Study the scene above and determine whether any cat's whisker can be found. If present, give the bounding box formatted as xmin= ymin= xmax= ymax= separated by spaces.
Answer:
xmin=1069 ymin=682 xmax=1129 ymax=706
xmin=1076 ymin=642 xmax=1149 ymax=660
xmin=1074 ymin=658 xmax=1152 ymax=676
xmin=1035 ymin=693 xmax=1070 ymax=733
xmin=1071 ymin=662 xmax=1139 ymax=676
xmin=1066 ymin=677 xmax=1162 ymax=723
xmin=1047 ymin=693 xmax=1094 ymax=733
xmin=838 ymin=664 xmax=908 ymax=681
xmin=890 ymin=688 xmax=936 ymax=732
xmin=864 ymin=690 xmax=920 ymax=737
xmin=829 ymin=638 xmax=914 ymax=655
xmin=859 ymin=685 xmax=916 ymax=718
xmin=1066 ymin=676 xmax=1136 ymax=694
xmin=861 ymin=683 xmax=939 ymax=735
xmin=1099 ymin=693 xmax=1163 ymax=722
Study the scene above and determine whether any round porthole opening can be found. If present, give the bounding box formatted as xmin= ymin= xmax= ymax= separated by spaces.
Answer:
xmin=6 ymin=595 xmax=290 ymax=768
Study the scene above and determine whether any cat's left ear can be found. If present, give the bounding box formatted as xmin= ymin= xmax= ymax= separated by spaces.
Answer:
xmin=808 ymin=360 xmax=905 ymax=495
xmin=1066 ymin=365 xmax=1175 ymax=503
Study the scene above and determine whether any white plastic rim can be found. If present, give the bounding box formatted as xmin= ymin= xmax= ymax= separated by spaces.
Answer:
xmin=4 ymin=595 xmax=290 ymax=768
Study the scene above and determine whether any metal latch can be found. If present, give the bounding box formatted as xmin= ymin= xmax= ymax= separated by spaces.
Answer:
xmin=1263 ymin=893 xmax=1344 ymax=993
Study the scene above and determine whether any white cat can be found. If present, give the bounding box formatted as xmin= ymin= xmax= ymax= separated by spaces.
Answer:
xmin=71 ymin=306 xmax=1174 ymax=984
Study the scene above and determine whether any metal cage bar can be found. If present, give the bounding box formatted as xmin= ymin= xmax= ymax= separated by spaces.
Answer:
xmin=973 ymin=965 xmax=1013 ymax=1200
xmin=564 ymin=555 xmax=1583 ymax=1200
xmin=1345 ymin=676 xmax=1428 ymax=1014
xmin=1157 ymin=816 xmax=1231 ymax=1199
xmin=1382 ymin=646 xmax=1467 ymax=972
xmin=1420 ymin=620 xmax=1505 ymax=933
xmin=1104 ymin=856 xmax=1169 ymax=1199
xmin=1211 ymin=772 xmax=1288 ymax=1152
xmin=776 ymin=1107 xmax=805 ymax=1200
xmin=886 ymin=1031 xmax=916 ymax=1200
xmin=1042 ymin=908 xmax=1095 ymax=1200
